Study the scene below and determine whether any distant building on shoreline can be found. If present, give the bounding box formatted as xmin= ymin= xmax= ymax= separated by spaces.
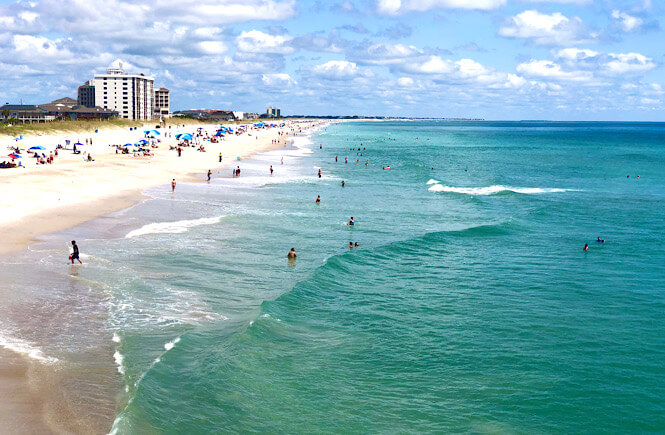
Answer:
xmin=154 ymin=88 xmax=170 ymax=119
xmin=76 ymin=63 xmax=168 ymax=120
xmin=1 ymin=98 xmax=117 ymax=123
xmin=266 ymin=106 xmax=281 ymax=118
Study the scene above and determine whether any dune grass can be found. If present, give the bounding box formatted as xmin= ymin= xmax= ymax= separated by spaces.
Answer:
xmin=0 ymin=117 xmax=252 ymax=138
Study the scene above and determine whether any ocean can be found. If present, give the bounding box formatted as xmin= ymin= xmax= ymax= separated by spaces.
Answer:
xmin=2 ymin=120 xmax=665 ymax=433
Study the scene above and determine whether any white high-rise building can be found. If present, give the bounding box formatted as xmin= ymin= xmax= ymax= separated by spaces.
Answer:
xmin=91 ymin=64 xmax=154 ymax=120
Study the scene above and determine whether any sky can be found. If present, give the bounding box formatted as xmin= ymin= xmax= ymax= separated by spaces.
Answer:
xmin=0 ymin=0 xmax=663 ymax=120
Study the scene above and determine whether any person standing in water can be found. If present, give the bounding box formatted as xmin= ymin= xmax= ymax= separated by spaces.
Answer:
xmin=70 ymin=240 xmax=82 ymax=264
xmin=341 ymin=180 xmax=345 ymax=187
xmin=583 ymin=243 xmax=589 ymax=251
xmin=171 ymin=179 xmax=176 ymax=192
xmin=316 ymin=195 xmax=321 ymax=204
xmin=349 ymin=242 xmax=353 ymax=249
xmin=318 ymin=169 xmax=322 ymax=178
xmin=207 ymin=170 xmax=212 ymax=181
xmin=347 ymin=217 xmax=354 ymax=226
xmin=287 ymin=248 xmax=297 ymax=259
xmin=270 ymin=165 xmax=274 ymax=175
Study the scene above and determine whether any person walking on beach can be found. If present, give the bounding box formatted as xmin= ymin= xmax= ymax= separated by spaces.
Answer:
xmin=270 ymin=165 xmax=274 ymax=175
xmin=287 ymin=248 xmax=297 ymax=259
xmin=207 ymin=170 xmax=212 ymax=181
xmin=171 ymin=179 xmax=176 ymax=192
xmin=70 ymin=240 xmax=82 ymax=264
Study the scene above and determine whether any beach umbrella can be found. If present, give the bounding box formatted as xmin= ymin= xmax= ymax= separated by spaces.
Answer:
xmin=8 ymin=153 xmax=20 ymax=159
xmin=122 ymin=143 xmax=134 ymax=147
xmin=74 ymin=142 xmax=84 ymax=146
xmin=14 ymin=135 xmax=23 ymax=141
xmin=175 ymin=133 xmax=183 ymax=139
xmin=138 ymin=139 xmax=149 ymax=144
xmin=150 ymin=130 xmax=160 ymax=135
xmin=181 ymin=133 xmax=193 ymax=141
xmin=29 ymin=146 xmax=45 ymax=150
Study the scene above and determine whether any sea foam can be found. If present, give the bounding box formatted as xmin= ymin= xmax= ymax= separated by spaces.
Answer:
xmin=0 ymin=332 xmax=59 ymax=364
xmin=125 ymin=216 xmax=223 ymax=238
xmin=428 ymin=184 xmax=571 ymax=195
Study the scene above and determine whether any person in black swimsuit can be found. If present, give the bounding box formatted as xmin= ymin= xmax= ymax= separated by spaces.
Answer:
xmin=71 ymin=240 xmax=82 ymax=264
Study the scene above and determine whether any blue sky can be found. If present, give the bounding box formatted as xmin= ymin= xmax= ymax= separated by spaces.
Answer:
xmin=0 ymin=0 xmax=663 ymax=120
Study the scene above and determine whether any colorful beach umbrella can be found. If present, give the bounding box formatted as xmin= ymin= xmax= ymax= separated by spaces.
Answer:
xmin=29 ymin=146 xmax=45 ymax=150
xmin=8 ymin=153 xmax=20 ymax=159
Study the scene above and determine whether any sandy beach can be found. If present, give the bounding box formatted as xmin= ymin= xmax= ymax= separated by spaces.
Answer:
xmin=0 ymin=118 xmax=324 ymax=433
xmin=0 ymin=120 xmax=321 ymax=256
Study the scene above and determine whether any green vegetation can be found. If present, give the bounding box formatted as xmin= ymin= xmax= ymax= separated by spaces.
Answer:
xmin=0 ymin=117 xmax=215 ymax=137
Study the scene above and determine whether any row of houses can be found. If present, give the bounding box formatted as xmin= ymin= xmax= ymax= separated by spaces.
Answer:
xmin=0 ymin=98 xmax=118 ymax=123
xmin=171 ymin=109 xmax=262 ymax=121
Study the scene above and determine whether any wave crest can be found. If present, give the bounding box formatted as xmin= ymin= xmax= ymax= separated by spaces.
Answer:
xmin=428 ymin=184 xmax=571 ymax=195
xmin=125 ymin=216 xmax=223 ymax=238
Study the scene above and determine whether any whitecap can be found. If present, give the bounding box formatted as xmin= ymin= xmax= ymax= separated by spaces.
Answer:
xmin=125 ymin=216 xmax=223 ymax=238
xmin=113 ymin=351 xmax=125 ymax=375
xmin=426 ymin=179 xmax=440 ymax=185
xmin=428 ymin=184 xmax=571 ymax=195
xmin=164 ymin=337 xmax=180 ymax=351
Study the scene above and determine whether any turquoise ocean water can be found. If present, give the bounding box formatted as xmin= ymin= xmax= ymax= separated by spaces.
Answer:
xmin=2 ymin=121 xmax=665 ymax=433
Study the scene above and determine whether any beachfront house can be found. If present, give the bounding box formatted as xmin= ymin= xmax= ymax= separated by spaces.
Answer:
xmin=0 ymin=104 xmax=55 ymax=123
xmin=39 ymin=98 xmax=118 ymax=120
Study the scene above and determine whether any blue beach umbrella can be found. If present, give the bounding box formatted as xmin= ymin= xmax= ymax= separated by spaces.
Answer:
xmin=29 ymin=146 xmax=45 ymax=150
xmin=122 ymin=143 xmax=134 ymax=147
xmin=138 ymin=139 xmax=149 ymax=144
xmin=181 ymin=133 xmax=193 ymax=141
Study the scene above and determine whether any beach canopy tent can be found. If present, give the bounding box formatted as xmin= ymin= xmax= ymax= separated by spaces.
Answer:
xmin=14 ymin=135 xmax=23 ymax=141
xmin=29 ymin=146 xmax=45 ymax=150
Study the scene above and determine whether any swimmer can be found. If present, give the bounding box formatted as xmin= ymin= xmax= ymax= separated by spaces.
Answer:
xmin=287 ymin=248 xmax=297 ymax=259
xmin=597 ymin=237 xmax=605 ymax=243
xmin=341 ymin=180 xmax=345 ymax=187
xmin=335 ymin=156 xmax=338 ymax=162
xmin=347 ymin=217 xmax=354 ymax=226
xmin=349 ymin=242 xmax=353 ymax=249
xmin=583 ymin=243 xmax=589 ymax=251
xmin=270 ymin=165 xmax=273 ymax=175
xmin=354 ymin=242 xmax=359 ymax=247
xmin=315 ymin=195 xmax=321 ymax=204
xmin=318 ymin=169 xmax=322 ymax=178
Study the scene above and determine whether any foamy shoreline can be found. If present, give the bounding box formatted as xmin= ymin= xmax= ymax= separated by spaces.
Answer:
xmin=0 ymin=119 xmax=329 ymax=433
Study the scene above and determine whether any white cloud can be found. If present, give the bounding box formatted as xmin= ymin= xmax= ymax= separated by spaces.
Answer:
xmin=516 ymin=60 xmax=593 ymax=81
xmin=196 ymin=41 xmax=227 ymax=55
xmin=397 ymin=77 xmax=415 ymax=87
xmin=611 ymin=10 xmax=644 ymax=32
xmin=236 ymin=30 xmax=293 ymax=54
xmin=377 ymin=0 xmax=506 ymax=15
xmin=555 ymin=48 xmax=599 ymax=61
xmin=309 ymin=60 xmax=370 ymax=80
xmin=353 ymin=43 xmax=421 ymax=65
xmin=262 ymin=73 xmax=296 ymax=87
xmin=604 ymin=53 xmax=655 ymax=74
xmin=499 ymin=10 xmax=589 ymax=45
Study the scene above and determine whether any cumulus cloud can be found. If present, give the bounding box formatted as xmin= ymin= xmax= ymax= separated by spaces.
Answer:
xmin=611 ymin=10 xmax=644 ymax=32
xmin=351 ymin=43 xmax=422 ymax=65
xmin=236 ymin=30 xmax=294 ymax=54
xmin=604 ymin=52 xmax=655 ymax=74
xmin=377 ymin=0 xmax=506 ymax=15
xmin=516 ymin=60 xmax=593 ymax=81
xmin=262 ymin=73 xmax=296 ymax=87
xmin=499 ymin=10 xmax=591 ymax=45
xmin=307 ymin=60 xmax=371 ymax=80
